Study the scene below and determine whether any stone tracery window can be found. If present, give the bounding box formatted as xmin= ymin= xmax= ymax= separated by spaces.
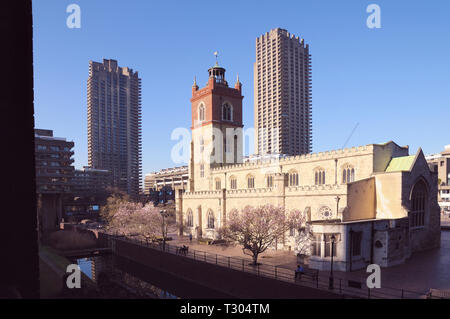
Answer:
xmin=266 ymin=175 xmax=273 ymax=188
xmin=342 ymin=164 xmax=355 ymax=184
xmin=230 ymin=176 xmax=237 ymax=190
xmin=410 ymin=180 xmax=427 ymax=228
xmin=186 ymin=209 xmax=193 ymax=227
xmin=199 ymin=137 xmax=204 ymax=153
xmin=319 ymin=206 xmax=333 ymax=220
xmin=200 ymin=164 xmax=204 ymax=178
xmin=222 ymin=103 xmax=233 ymax=121
xmin=207 ymin=210 xmax=215 ymax=229
xmin=288 ymin=170 xmax=299 ymax=186
xmin=215 ymin=178 xmax=221 ymax=190
xmin=198 ymin=104 xmax=205 ymax=122
xmin=314 ymin=168 xmax=326 ymax=185
xmin=247 ymin=175 xmax=255 ymax=189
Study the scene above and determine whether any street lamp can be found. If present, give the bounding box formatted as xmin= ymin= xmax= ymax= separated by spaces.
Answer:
xmin=329 ymin=234 xmax=336 ymax=290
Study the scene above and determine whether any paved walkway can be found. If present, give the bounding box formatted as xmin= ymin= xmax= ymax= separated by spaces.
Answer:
xmin=442 ymin=215 xmax=450 ymax=228
xmin=168 ymin=230 xmax=450 ymax=296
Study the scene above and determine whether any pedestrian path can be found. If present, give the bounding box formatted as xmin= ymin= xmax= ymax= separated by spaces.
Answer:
xmin=168 ymin=231 xmax=450 ymax=298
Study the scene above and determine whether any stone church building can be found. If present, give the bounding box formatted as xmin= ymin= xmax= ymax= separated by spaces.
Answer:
xmin=175 ymin=63 xmax=441 ymax=271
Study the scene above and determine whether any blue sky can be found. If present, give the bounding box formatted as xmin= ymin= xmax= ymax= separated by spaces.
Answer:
xmin=33 ymin=0 xmax=450 ymax=179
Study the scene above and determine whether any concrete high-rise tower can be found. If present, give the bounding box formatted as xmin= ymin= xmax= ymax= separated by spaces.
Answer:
xmin=87 ymin=59 xmax=142 ymax=198
xmin=254 ymin=28 xmax=312 ymax=156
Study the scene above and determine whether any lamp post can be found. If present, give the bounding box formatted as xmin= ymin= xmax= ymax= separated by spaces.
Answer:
xmin=329 ymin=234 xmax=336 ymax=290
xmin=160 ymin=209 xmax=168 ymax=251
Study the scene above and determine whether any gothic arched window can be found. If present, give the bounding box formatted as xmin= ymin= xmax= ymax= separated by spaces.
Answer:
xmin=315 ymin=168 xmax=326 ymax=185
xmin=222 ymin=103 xmax=233 ymax=121
xmin=342 ymin=165 xmax=355 ymax=184
xmin=247 ymin=175 xmax=255 ymax=189
xmin=198 ymin=104 xmax=205 ymax=122
xmin=289 ymin=170 xmax=299 ymax=186
xmin=200 ymin=164 xmax=204 ymax=178
xmin=230 ymin=176 xmax=237 ymax=190
xmin=215 ymin=178 xmax=221 ymax=190
xmin=207 ymin=210 xmax=215 ymax=229
xmin=186 ymin=209 xmax=193 ymax=227
xmin=199 ymin=137 xmax=204 ymax=153
xmin=410 ymin=180 xmax=427 ymax=228
xmin=266 ymin=175 xmax=273 ymax=188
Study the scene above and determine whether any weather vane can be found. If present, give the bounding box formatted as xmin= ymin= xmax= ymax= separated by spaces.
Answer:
xmin=214 ymin=51 xmax=219 ymax=66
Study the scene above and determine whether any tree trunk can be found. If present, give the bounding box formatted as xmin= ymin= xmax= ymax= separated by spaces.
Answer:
xmin=252 ymin=252 xmax=259 ymax=265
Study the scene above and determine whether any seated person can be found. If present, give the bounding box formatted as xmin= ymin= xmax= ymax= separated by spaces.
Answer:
xmin=295 ymin=264 xmax=304 ymax=279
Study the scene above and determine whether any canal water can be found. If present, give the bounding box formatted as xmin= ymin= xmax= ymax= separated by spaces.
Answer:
xmin=75 ymin=255 xmax=178 ymax=299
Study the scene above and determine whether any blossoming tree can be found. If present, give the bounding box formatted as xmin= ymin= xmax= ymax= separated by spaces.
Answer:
xmin=219 ymin=204 xmax=309 ymax=265
xmin=104 ymin=199 xmax=178 ymax=245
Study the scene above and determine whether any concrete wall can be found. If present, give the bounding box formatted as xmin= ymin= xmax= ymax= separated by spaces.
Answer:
xmin=105 ymin=234 xmax=339 ymax=299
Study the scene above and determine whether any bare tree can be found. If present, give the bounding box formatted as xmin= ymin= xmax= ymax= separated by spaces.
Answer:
xmin=219 ymin=205 xmax=307 ymax=265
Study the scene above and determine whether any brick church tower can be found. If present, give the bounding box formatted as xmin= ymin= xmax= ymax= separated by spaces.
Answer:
xmin=188 ymin=61 xmax=244 ymax=192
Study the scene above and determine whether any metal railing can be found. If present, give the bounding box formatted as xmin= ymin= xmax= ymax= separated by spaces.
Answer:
xmin=104 ymin=232 xmax=428 ymax=299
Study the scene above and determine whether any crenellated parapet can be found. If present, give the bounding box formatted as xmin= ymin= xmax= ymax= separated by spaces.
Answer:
xmin=285 ymin=184 xmax=344 ymax=192
xmin=183 ymin=190 xmax=223 ymax=199
xmin=211 ymin=144 xmax=373 ymax=173
xmin=226 ymin=188 xmax=275 ymax=195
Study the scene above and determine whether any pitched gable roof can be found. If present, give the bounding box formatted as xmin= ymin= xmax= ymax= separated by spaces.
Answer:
xmin=385 ymin=155 xmax=416 ymax=172
xmin=385 ymin=148 xmax=427 ymax=173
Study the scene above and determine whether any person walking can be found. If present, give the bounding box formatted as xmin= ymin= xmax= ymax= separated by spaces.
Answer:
xmin=189 ymin=233 xmax=192 ymax=243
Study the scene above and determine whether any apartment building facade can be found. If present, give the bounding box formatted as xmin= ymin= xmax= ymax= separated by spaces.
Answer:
xmin=254 ymin=28 xmax=312 ymax=156
xmin=426 ymin=145 xmax=450 ymax=213
xmin=87 ymin=59 xmax=142 ymax=198
xmin=144 ymin=166 xmax=188 ymax=194
xmin=35 ymin=129 xmax=75 ymax=233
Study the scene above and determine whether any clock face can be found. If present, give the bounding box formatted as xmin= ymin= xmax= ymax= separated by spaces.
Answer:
xmin=320 ymin=206 xmax=333 ymax=220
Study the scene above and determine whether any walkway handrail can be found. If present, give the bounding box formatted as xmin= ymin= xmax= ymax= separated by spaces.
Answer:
xmin=102 ymin=232 xmax=427 ymax=299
